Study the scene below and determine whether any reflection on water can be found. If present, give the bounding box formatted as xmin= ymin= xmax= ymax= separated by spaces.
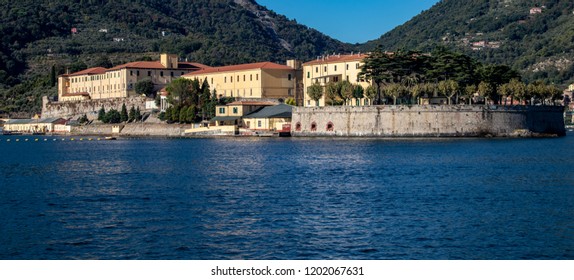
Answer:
xmin=0 ymin=136 xmax=573 ymax=259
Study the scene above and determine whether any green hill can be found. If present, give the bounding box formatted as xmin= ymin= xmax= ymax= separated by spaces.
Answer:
xmin=361 ymin=0 xmax=574 ymax=87
xmin=0 ymin=0 xmax=352 ymax=115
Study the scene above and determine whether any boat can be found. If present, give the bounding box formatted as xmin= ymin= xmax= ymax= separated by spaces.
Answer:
xmin=104 ymin=136 xmax=117 ymax=140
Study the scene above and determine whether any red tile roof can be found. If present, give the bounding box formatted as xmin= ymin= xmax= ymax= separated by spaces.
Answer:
xmin=67 ymin=67 xmax=107 ymax=77
xmin=302 ymin=54 xmax=368 ymax=66
xmin=184 ymin=62 xmax=293 ymax=76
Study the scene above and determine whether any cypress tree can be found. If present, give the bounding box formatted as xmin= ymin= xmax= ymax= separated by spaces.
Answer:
xmin=120 ymin=103 xmax=128 ymax=122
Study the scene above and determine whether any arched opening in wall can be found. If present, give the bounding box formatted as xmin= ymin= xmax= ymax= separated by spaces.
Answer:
xmin=311 ymin=122 xmax=317 ymax=131
xmin=326 ymin=122 xmax=334 ymax=132
xmin=295 ymin=122 xmax=302 ymax=131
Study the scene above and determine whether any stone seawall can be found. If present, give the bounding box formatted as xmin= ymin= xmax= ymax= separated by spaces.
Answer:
xmin=42 ymin=96 xmax=149 ymax=120
xmin=292 ymin=105 xmax=566 ymax=137
xmin=71 ymin=123 xmax=188 ymax=137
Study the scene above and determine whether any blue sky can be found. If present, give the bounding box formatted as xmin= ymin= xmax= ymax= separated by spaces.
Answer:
xmin=256 ymin=0 xmax=441 ymax=44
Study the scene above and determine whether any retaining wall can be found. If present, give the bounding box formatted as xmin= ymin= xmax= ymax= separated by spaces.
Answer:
xmin=42 ymin=96 xmax=149 ymax=120
xmin=292 ymin=105 xmax=566 ymax=137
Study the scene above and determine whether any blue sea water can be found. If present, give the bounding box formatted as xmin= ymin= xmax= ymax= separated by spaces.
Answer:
xmin=0 ymin=134 xmax=573 ymax=260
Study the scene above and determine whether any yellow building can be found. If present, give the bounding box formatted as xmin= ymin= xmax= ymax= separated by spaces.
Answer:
xmin=183 ymin=61 xmax=299 ymax=100
xmin=58 ymin=54 xmax=209 ymax=102
xmin=212 ymin=101 xmax=276 ymax=126
xmin=302 ymin=53 xmax=370 ymax=107
xmin=242 ymin=103 xmax=293 ymax=132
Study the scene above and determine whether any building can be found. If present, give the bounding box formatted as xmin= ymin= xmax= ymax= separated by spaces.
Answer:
xmin=302 ymin=53 xmax=370 ymax=107
xmin=243 ymin=103 xmax=293 ymax=132
xmin=4 ymin=118 xmax=66 ymax=134
xmin=57 ymin=54 xmax=209 ymax=102
xmin=212 ymin=101 xmax=276 ymax=127
xmin=182 ymin=61 xmax=300 ymax=101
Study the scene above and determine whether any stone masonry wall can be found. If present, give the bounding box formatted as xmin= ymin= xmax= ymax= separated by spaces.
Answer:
xmin=42 ymin=96 xmax=149 ymax=120
xmin=292 ymin=105 xmax=565 ymax=137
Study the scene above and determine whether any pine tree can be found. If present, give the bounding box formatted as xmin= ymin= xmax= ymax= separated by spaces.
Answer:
xmin=135 ymin=107 xmax=142 ymax=122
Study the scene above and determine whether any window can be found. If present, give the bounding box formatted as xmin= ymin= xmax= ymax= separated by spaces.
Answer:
xmin=346 ymin=64 xmax=349 ymax=70
xmin=311 ymin=122 xmax=317 ymax=131
xmin=324 ymin=66 xmax=327 ymax=72
xmin=233 ymin=107 xmax=238 ymax=114
xmin=130 ymin=71 xmax=133 ymax=76
xmin=160 ymin=71 xmax=164 ymax=77
xmin=288 ymin=74 xmax=292 ymax=81
xmin=256 ymin=74 xmax=259 ymax=80
xmin=137 ymin=70 xmax=140 ymax=76
xmin=211 ymin=78 xmax=214 ymax=84
xmin=237 ymin=76 xmax=239 ymax=82
xmin=307 ymin=100 xmax=310 ymax=106
xmin=224 ymin=77 xmax=227 ymax=83
xmin=243 ymin=75 xmax=245 ymax=81
xmin=346 ymin=76 xmax=349 ymax=81
xmin=307 ymin=72 xmax=310 ymax=78
xmin=231 ymin=76 xmax=233 ymax=83
xmin=250 ymin=74 xmax=253 ymax=81
xmin=356 ymin=63 xmax=360 ymax=69
xmin=315 ymin=67 xmax=318 ymax=73
xmin=171 ymin=72 xmax=174 ymax=77
xmin=334 ymin=65 xmax=337 ymax=71
xmin=250 ymin=89 xmax=252 ymax=96
xmin=257 ymin=120 xmax=262 ymax=128
xmin=219 ymin=107 xmax=225 ymax=114
xmin=181 ymin=72 xmax=184 ymax=76
xmin=295 ymin=122 xmax=302 ymax=131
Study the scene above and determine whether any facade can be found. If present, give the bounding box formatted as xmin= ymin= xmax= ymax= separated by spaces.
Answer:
xmin=58 ymin=54 xmax=209 ymax=102
xmin=302 ymin=53 xmax=370 ymax=107
xmin=243 ymin=103 xmax=293 ymax=131
xmin=183 ymin=61 xmax=300 ymax=101
xmin=4 ymin=118 xmax=66 ymax=134
xmin=212 ymin=101 xmax=276 ymax=126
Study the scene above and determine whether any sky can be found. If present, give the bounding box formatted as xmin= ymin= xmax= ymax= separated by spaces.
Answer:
xmin=256 ymin=0 xmax=441 ymax=44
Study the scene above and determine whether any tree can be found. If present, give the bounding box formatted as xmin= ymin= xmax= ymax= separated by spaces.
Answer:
xmin=97 ymin=106 xmax=106 ymax=121
xmin=135 ymin=79 xmax=155 ymax=97
xmin=437 ymin=80 xmax=459 ymax=105
xmin=340 ymin=80 xmax=354 ymax=105
xmin=120 ymin=103 xmax=128 ymax=122
xmin=463 ymin=84 xmax=477 ymax=105
xmin=285 ymin=97 xmax=296 ymax=106
xmin=325 ymin=81 xmax=341 ymax=106
xmin=129 ymin=105 xmax=136 ymax=122
xmin=50 ymin=65 xmax=56 ymax=87
xmin=307 ymin=83 xmax=323 ymax=106
xmin=135 ymin=107 xmax=142 ymax=122
xmin=478 ymin=81 xmax=495 ymax=105
xmin=364 ymin=85 xmax=377 ymax=105
xmin=385 ymin=83 xmax=408 ymax=105
xmin=352 ymin=84 xmax=364 ymax=106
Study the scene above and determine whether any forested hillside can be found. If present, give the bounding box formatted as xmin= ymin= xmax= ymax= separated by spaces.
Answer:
xmin=361 ymin=0 xmax=574 ymax=87
xmin=0 ymin=0 xmax=352 ymax=115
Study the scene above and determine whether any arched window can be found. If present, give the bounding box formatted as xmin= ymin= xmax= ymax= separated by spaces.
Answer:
xmin=295 ymin=122 xmax=302 ymax=131
xmin=311 ymin=122 xmax=317 ymax=132
xmin=326 ymin=122 xmax=334 ymax=131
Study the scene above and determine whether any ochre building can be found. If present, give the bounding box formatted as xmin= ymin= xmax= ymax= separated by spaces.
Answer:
xmin=58 ymin=54 xmax=208 ymax=102
xmin=183 ymin=61 xmax=301 ymax=101
xmin=303 ymin=53 xmax=370 ymax=107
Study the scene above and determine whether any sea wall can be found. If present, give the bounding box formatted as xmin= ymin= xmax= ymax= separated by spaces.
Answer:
xmin=292 ymin=105 xmax=566 ymax=137
xmin=71 ymin=123 xmax=188 ymax=137
xmin=42 ymin=96 xmax=149 ymax=119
